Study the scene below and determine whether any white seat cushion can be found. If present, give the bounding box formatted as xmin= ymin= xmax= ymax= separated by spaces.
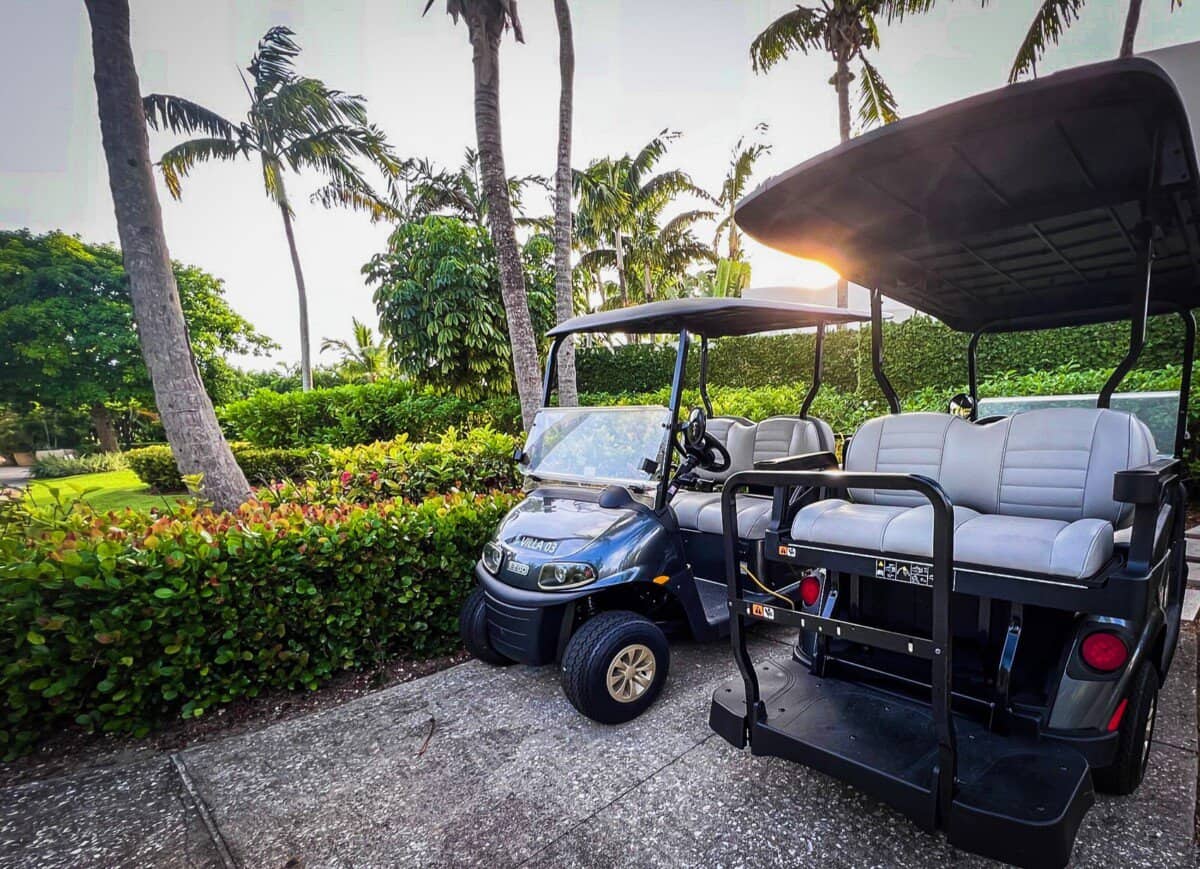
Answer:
xmin=672 ymin=490 xmax=720 ymax=529
xmin=697 ymin=494 xmax=774 ymax=539
xmin=789 ymin=500 xmax=1113 ymax=579
xmin=790 ymin=500 xmax=979 ymax=555
xmin=956 ymin=514 xmax=1113 ymax=580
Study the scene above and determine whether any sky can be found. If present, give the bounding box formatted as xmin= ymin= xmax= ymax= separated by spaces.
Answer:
xmin=1 ymin=1 xmax=1197 ymax=370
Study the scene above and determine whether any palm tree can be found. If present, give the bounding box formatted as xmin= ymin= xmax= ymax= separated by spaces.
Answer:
xmin=143 ymin=26 xmax=398 ymax=393
xmin=711 ymin=124 xmax=772 ymax=262
xmin=423 ymin=0 xmax=543 ymax=429
xmin=403 ymin=149 xmax=548 ymax=228
xmin=999 ymin=0 xmax=1183 ymax=83
xmin=750 ymin=1 xmax=930 ymax=306
xmin=320 ymin=318 xmax=392 ymax=383
xmin=574 ymin=132 xmax=709 ymax=307
xmin=83 ymin=0 xmax=250 ymax=511
xmin=552 ymin=0 xmax=578 ymax=406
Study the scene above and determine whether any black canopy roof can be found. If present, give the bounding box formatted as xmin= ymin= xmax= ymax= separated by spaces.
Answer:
xmin=546 ymin=297 xmax=869 ymax=338
xmin=735 ymin=43 xmax=1200 ymax=333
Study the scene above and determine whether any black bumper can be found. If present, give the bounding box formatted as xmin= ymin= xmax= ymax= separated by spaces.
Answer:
xmin=476 ymin=565 xmax=577 ymax=666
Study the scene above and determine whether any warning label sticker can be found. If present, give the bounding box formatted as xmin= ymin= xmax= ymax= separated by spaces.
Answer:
xmin=874 ymin=558 xmax=932 ymax=587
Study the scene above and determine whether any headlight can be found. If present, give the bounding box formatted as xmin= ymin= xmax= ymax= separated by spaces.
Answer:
xmin=538 ymin=562 xmax=597 ymax=590
xmin=481 ymin=541 xmax=503 ymax=574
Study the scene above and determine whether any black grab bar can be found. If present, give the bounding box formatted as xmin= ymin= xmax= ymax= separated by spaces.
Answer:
xmin=720 ymin=469 xmax=957 ymax=826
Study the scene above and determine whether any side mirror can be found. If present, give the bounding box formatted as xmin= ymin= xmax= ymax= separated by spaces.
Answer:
xmin=513 ymin=447 xmax=530 ymax=466
xmin=948 ymin=392 xmax=975 ymax=419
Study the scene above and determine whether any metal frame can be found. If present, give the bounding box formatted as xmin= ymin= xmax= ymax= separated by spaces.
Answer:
xmin=800 ymin=323 xmax=825 ymax=418
xmin=721 ymin=468 xmax=957 ymax=826
xmin=870 ymin=289 xmax=901 ymax=413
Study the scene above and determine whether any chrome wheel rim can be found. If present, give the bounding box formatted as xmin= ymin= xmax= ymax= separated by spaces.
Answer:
xmin=606 ymin=643 xmax=656 ymax=703
xmin=1141 ymin=692 xmax=1157 ymax=771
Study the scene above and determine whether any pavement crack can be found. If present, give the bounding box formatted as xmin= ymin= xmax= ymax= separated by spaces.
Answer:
xmin=515 ymin=733 xmax=718 ymax=867
xmin=170 ymin=753 xmax=238 ymax=869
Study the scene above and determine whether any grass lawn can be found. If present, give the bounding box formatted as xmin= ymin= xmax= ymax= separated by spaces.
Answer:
xmin=25 ymin=470 xmax=190 ymax=513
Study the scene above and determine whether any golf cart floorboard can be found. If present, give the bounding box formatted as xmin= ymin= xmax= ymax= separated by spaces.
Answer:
xmin=710 ymin=659 xmax=1093 ymax=868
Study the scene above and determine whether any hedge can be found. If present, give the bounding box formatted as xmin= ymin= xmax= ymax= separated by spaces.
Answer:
xmin=573 ymin=313 xmax=1187 ymax=396
xmin=0 ymin=489 xmax=520 ymax=758
xmin=126 ymin=443 xmax=324 ymax=492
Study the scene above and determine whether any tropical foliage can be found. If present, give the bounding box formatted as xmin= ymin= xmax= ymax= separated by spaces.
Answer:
xmin=320 ymin=318 xmax=393 ymax=383
xmin=398 ymin=149 xmax=548 ymax=228
xmin=143 ymin=26 xmax=399 ymax=392
xmin=711 ymin=124 xmax=772 ymax=262
xmin=365 ymin=216 xmax=556 ymax=398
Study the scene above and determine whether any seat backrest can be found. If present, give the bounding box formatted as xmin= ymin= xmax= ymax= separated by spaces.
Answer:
xmin=752 ymin=416 xmax=836 ymax=463
xmin=694 ymin=416 xmax=754 ymax=482
xmin=845 ymin=408 xmax=1155 ymax=526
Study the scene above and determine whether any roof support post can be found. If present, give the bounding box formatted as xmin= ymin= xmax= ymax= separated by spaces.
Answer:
xmin=699 ymin=335 xmax=714 ymax=416
xmin=800 ymin=323 xmax=825 ymax=418
xmin=1098 ymin=227 xmax=1154 ymax=408
xmin=967 ymin=330 xmax=982 ymax=421
xmin=657 ymin=329 xmax=690 ymax=511
xmin=870 ymin=289 xmax=901 ymax=413
xmin=1176 ymin=308 xmax=1195 ymax=459
xmin=542 ymin=334 xmax=565 ymax=407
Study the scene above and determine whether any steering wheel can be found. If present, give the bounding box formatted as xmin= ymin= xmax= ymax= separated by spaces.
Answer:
xmin=679 ymin=407 xmax=731 ymax=473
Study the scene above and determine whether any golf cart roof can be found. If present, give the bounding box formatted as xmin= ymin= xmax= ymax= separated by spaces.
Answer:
xmin=734 ymin=42 xmax=1200 ymax=333
xmin=546 ymin=297 xmax=869 ymax=338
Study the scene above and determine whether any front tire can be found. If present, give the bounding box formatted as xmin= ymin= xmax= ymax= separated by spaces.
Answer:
xmin=1092 ymin=662 xmax=1159 ymax=795
xmin=561 ymin=611 xmax=669 ymax=724
xmin=459 ymin=588 xmax=512 ymax=666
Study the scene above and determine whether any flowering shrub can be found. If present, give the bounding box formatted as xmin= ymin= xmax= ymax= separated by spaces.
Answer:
xmin=0 ymin=489 xmax=519 ymax=758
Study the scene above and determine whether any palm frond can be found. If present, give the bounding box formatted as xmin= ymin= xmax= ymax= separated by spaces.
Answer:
xmin=628 ymin=130 xmax=679 ymax=187
xmin=310 ymin=181 xmax=397 ymax=223
xmin=248 ymin=26 xmax=301 ymax=99
xmin=750 ymin=6 xmax=825 ymax=74
xmin=856 ymin=56 xmax=899 ymax=131
xmin=662 ymin=209 xmax=718 ymax=238
xmin=143 ymin=93 xmax=238 ymax=138
xmin=636 ymin=170 xmax=706 ymax=208
xmin=876 ymin=0 xmax=937 ymax=24
xmin=1007 ymin=0 xmax=1086 ymax=83
xmin=157 ymin=137 xmax=246 ymax=199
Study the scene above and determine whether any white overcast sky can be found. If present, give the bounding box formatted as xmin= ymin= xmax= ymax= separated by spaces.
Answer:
xmin=1 ymin=1 xmax=1196 ymax=369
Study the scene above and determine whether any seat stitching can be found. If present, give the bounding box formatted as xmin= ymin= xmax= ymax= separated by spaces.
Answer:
xmin=1069 ymin=521 xmax=1108 ymax=580
xmin=878 ymin=506 xmax=908 ymax=551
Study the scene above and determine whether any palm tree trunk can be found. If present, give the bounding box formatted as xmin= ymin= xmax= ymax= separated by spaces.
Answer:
xmin=276 ymin=192 xmax=313 ymax=392
xmin=90 ymin=403 xmax=121 ymax=453
xmin=553 ymin=0 xmax=578 ymax=407
xmin=835 ymin=56 xmax=851 ymax=309
xmin=84 ymin=0 xmax=250 ymax=511
xmin=1120 ymin=0 xmax=1143 ymax=57
xmin=466 ymin=7 xmax=543 ymax=429
xmin=615 ymin=233 xmax=628 ymax=307
xmin=644 ymin=263 xmax=653 ymax=303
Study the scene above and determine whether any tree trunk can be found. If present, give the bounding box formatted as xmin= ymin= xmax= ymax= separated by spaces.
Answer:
xmin=552 ymin=0 xmax=578 ymax=407
xmin=90 ymin=403 xmax=121 ymax=453
xmin=84 ymin=0 xmax=250 ymax=511
xmin=1120 ymin=0 xmax=1143 ymax=57
xmin=465 ymin=7 xmax=543 ymax=430
xmin=614 ymin=232 xmax=628 ymax=307
xmin=644 ymin=263 xmax=653 ymax=303
xmin=835 ymin=56 xmax=851 ymax=309
xmin=277 ymin=195 xmax=313 ymax=392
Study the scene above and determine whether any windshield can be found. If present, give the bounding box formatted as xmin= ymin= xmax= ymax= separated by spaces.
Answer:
xmin=523 ymin=406 xmax=672 ymax=488
xmin=978 ymin=391 xmax=1179 ymax=456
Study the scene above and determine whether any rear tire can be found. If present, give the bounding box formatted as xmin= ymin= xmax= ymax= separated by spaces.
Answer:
xmin=561 ymin=611 xmax=669 ymax=724
xmin=1092 ymin=662 xmax=1159 ymax=795
xmin=459 ymin=588 xmax=512 ymax=666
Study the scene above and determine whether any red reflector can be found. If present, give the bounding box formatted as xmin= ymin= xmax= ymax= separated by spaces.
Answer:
xmin=800 ymin=575 xmax=821 ymax=607
xmin=1106 ymin=698 xmax=1129 ymax=732
xmin=1080 ymin=631 xmax=1129 ymax=672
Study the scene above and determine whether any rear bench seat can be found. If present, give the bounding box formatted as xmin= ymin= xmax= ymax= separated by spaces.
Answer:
xmin=673 ymin=416 xmax=836 ymax=539
xmin=788 ymin=409 xmax=1155 ymax=580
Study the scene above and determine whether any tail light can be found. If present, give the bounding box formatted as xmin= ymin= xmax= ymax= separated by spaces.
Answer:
xmin=799 ymin=574 xmax=822 ymax=607
xmin=1080 ymin=631 xmax=1129 ymax=673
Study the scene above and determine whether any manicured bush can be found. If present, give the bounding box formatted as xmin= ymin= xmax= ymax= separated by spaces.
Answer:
xmin=31 ymin=452 xmax=128 ymax=479
xmin=0 ymin=489 xmax=520 ymax=757
xmin=126 ymin=443 xmax=323 ymax=492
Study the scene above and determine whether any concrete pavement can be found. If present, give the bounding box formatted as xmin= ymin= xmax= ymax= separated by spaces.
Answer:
xmin=1 ymin=627 xmax=1196 ymax=868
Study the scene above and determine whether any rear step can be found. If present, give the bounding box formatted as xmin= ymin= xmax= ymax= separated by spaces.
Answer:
xmin=711 ymin=660 xmax=1093 ymax=868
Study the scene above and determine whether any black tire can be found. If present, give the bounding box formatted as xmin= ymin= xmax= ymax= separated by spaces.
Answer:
xmin=561 ymin=611 xmax=669 ymax=724
xmin=1092 ymin=662 xmax=1159 ymax=795
xmin=459 ymin=588 xmax=512 ymax=666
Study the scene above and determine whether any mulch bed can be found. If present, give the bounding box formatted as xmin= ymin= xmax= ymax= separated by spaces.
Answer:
xmin=0 ymin=649 xmax=468 ymax=788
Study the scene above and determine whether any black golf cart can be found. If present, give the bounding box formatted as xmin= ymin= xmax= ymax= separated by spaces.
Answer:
xmin=459 ymin=297 xmax=868 ymax=723
xmin=709 ymin=44 xmax=1200 ymax=868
